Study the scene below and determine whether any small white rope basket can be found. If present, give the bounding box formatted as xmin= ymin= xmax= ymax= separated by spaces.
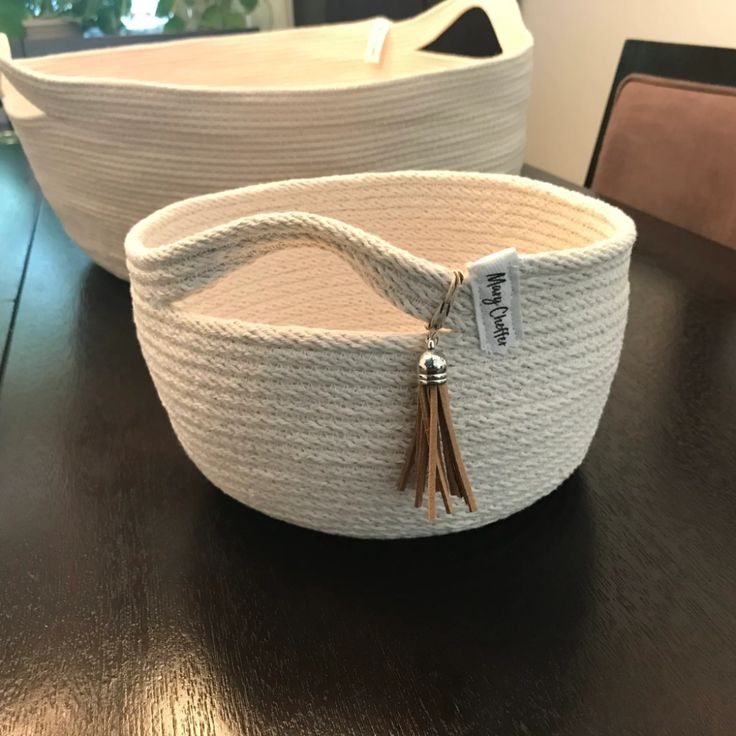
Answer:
xmin=0 ymin=0 xmax=533 ymax=279
xmin=125 ymin=171 xmax=636 ymax=539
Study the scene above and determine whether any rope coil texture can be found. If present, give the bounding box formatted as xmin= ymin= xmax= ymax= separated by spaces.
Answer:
xmin=125 ymin=171 xmax=637 ymax=538
xmin=0 ymin=0 xmax=533 ymax=279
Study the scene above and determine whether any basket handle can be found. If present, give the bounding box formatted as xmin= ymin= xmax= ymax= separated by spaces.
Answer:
xmin=126 ymin=209 xmax=475 ymax=331
xmin=0 ymin=33 xmax=60 ymax=118
xmin=0 ymin=34 xmax=11 ymax=98
xmin=387 ymin=0 xmax=532 ymax=59
xmin=0 ymin=33 xmax=36 ymax=117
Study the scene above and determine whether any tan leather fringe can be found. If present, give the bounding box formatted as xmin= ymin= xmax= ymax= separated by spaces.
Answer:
xmin=399 ymin=383 xmax=477 ymax=520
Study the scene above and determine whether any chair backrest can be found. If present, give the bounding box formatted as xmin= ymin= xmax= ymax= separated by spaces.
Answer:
xmin=591 ymin=74 xmax=736 ymax=248
xmin=586 ymin=39 xmax=736 ymax=187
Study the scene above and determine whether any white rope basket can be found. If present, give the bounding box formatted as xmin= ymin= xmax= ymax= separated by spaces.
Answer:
xmin=125 ymin=171 xmax=636 ymax=539
xmin=0 ymin=0 xmax=533 ymax=279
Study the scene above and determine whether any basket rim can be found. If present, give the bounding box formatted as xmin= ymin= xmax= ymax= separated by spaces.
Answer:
xmin=3 ymin=27 xmax=533 ymax=97
xmin=127 ymin=170 xmax=636 ymax=265
xmin=126 ymin=171 xmax=636 ymax=348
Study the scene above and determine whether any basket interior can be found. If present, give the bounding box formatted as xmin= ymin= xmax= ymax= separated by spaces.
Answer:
xmin=18 ymin=16 xmax=523 ymax=89
xmin=140 ymin=175 xmax=619 ymax=334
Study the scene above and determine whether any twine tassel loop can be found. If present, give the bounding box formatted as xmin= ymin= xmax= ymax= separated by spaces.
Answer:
xmin=398 ymin=271 xmax=478 ymax=520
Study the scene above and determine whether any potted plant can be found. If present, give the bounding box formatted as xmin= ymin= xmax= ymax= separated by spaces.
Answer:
xmin=155 ymin=0 xmax=258 ymax=33
xmin=0 ymin=0 xmax=266 ymax=40
xmin=0 ymin=0 xmax=135 ymax=40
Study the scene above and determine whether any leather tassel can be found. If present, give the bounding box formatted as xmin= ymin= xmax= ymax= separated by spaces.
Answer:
xmin=397 ymin=270 xmax=477 ymax=520
xmin=398 ymin=342 xmax=477 ymax=519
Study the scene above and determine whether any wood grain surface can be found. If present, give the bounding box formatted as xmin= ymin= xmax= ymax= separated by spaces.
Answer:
xmin=0 ymin=147 xmax=39 ymax=368
xmin=0 ymin=155 xmax=734 ymax=736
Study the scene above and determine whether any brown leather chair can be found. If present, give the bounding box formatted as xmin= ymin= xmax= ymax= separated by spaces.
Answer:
xmin=587 ymin=40 xmax=736 ymax=249
xmin=591 ymin=74 xmax=736 ymax=248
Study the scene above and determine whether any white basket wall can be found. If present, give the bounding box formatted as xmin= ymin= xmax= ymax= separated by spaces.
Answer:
xmin=125 ymin=171 xmax=637 ymax=539
xmin=0 ymin=0 xmax=533 ymax=279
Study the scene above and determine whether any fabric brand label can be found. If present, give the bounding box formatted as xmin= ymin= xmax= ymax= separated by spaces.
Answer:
xmin=364 ymin=18 xmax=392 ymax=64
xmin=467 ymin=248 xmax=524 ymax=354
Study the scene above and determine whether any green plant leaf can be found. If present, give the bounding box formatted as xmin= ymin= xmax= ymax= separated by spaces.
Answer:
xmin=238 ymin=0 xmax=257 ymax=13
xmin=70 ymin=0 xmax=86 ymax=17
xmin=96 ymin=4 xmax=120 ymax=33
xmin=199 ymin=3 xmax=223 ymax=29
xmin=163 ymin=13 xmax=185 ymax=32
xmin=0 ymin=0 xmax=28 ymax=39
xmin=4 ymin=0 xmax=29 ymax=19
xmin=80 ymin=0 xmax=101 ymax=22
xmin=0 ymin=12 xmax=27 ymax=40
xmin=32 ymin=0 xmax=76 ymax=18
xmin=117 ymin=0 xmax=132 ymax=17
xmin=155 ymin=0 xmax=173 ymax=18
xmin=222 ymin=9 xmax=245 ymax=29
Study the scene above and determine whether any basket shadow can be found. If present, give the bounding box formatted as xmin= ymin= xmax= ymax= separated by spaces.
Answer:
xmin=193 ymin=470 xmax=597 ymax=730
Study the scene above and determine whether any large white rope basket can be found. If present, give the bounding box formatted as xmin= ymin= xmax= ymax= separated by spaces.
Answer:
xmin=125 ymin=171 xmax=636 ymax=539
xmin=0 ymin=0 xmax=533 ymax=280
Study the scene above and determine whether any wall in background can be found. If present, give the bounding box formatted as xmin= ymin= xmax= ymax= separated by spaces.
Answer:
xmin=521 ymin=0 xmax=736 ymax=184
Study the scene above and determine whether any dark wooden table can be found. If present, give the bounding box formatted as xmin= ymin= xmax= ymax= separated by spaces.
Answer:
xmin=1 ymin=148 xmax=734 ymax=736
